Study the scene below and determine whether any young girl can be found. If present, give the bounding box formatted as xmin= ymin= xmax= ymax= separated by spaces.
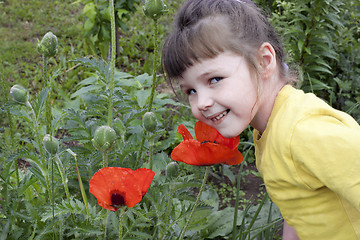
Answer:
xmin=162 ymin=0 xmax=360 ymax=239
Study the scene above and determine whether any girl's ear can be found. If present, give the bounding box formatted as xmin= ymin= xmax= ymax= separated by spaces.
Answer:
xmin=257 ymin=42 xmax=277 ymax=80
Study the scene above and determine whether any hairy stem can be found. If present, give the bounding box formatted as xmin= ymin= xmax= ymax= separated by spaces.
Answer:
xmin=178 ymin=166 xmax=210 ymax=240
xmin=147 ymin=19 xmax=158 ymax=112
xmin=103 ymin=151 xmax=108 ymax=168
xmin=26 ymin=100 xmax=44 ymax=160
xmin=119 ymin=207 xmax=126 ymax=240
xmin=55 ymin=154 xmax=71 ymax=202
xmin=136 ymin=19 xmax=159 ymax=168
xmin=107 ymin=0 xmax=116 ymax=126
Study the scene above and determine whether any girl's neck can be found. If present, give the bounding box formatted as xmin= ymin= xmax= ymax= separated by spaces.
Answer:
xmin=250 ymin=79 xmax=286 ymax=135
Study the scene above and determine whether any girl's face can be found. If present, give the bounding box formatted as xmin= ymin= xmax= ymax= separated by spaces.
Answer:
xmin=180 ymin=52 xmax=259 ymax=138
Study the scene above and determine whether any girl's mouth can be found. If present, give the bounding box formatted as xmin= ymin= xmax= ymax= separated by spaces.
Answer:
xmin=211 ymin=109 xmax=230 ymax=122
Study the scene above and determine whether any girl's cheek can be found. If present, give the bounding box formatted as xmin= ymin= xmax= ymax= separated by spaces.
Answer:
xmin=191 ymin=109 xmax=203 ymax=122
xmin=190 ymin=105 xmax=199 ymax=118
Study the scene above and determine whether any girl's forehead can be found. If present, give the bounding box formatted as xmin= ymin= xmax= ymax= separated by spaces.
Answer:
xmin=181 ymin=52 xmax=246 ymax=80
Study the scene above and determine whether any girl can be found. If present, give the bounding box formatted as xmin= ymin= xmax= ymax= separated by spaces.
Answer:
xmin=162 ymin=0 xmax=360 ymax=239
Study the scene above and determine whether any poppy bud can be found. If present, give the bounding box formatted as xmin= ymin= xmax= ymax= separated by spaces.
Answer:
xmin=166 ymin=162 xmax=179 ymax=179
xmin=37 ymin=32 xmax=58 ymax=58
xmin=43 ymin=134 xmax=60 ymax=154
xmin=142 ymin=112 xmax=157 ymax=132
xmin=92 ymin=126 xmax=117 ymax=152
xmin=10 ymin=84 xmax=28 ymax=104
xmin=143 ymin=0 xmax=167 ymax=20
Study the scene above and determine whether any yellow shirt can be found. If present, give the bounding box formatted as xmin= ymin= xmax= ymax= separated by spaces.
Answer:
xmin=254 ymin=85 xmax=360 ymax=239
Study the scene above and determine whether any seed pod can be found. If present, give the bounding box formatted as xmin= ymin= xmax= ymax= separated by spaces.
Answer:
xmin=142 ymin=112 xmax=157 ymax=133
xmin=143 ymin=0 xmax=167 ymax=20
xmin=166 ymin=162 xmax=179 ymax=180
xmin=10 ymin=84 xmax=28 ymax=104
xmin=43 ymin=134 xmax=60 ymax=154
xmin=92 ymin=126 xmax=117 ymax=152
xmin=37 ymin=32 xmax=58 ymax=58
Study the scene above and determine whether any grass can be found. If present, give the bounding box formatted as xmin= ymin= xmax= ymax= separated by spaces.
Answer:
xmin=0 ymin=0 xmax=84 ymax=94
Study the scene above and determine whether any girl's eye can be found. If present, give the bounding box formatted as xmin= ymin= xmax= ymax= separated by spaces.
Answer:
xmin=210 ymin=77 xmax=223 ymax=84
xmin=187 ymin=89 xmax=196 ymax=95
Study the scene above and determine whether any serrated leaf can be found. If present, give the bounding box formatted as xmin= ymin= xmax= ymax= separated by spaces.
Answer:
xmin=77 ymin=75 xmax=99 ymax=86
xmin=307 ymin=65 xmax=332 ymax=75
xmin=71 ymin=85 xmax=102 ymax=99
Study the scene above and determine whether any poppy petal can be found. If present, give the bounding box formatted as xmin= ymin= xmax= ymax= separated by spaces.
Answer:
xmin=89 ymin=167 xmax=154 ymax=210
xmin=171 ymin=121 xmax=243 ymax=166
xmin=171 ymin=139 xmax=203 ymax=165
xmin=194 ymin=121 xmax=221 ymax=142
xmin=132 ymin=168 xmax=155 ymax=196
xmin=196 ymin=143 xmax=241 ymax=165
xmin=194 ymin=121 xmax=240 ymax=149
xmin=221 ymin=150 xmax=244 ymax=165
xmin=171 ymin=140 xmax=239 ymax=166
xmin=177 ymin=124 xmax=194 ymax=141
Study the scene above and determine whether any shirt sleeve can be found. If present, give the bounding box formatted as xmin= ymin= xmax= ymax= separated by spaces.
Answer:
xmin=290 ymin=114 xmax=360 ymax=211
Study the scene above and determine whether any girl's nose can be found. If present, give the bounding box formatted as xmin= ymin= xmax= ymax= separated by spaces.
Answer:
xmin=197 ymin=92 xmax=214 ymax=111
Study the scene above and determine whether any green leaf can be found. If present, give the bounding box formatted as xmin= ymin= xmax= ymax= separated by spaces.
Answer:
xmin=70 ymin=85 xmax=102 ymax=99
xmin=82 ymin=2 xmax=97 ymax=21
xmin=206 ymin=207 xmax=240 ymax=238
xmin=306 ymin=65 xmax=332 ymax=75
xmin=77 ymin=75 xmax=98 ymax=86
xmin=297 ymin=39 xmax=304 ymax=52
xmin=223 ymin=165 xmax=236 ymax=184
xmin=135 ymin=89 xmax=151 ymax=108
xmin=84 ymin=18 xmax=95 ymax=33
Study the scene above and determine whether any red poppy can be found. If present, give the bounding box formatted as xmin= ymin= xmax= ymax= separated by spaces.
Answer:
xmin=171 ymin=121 xmax=243 ymax=166
xmin=89 ymin=167 xmax=155 ymax=211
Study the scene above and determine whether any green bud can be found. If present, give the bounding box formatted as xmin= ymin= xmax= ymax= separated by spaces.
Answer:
xmin=92 ymin=126 xmax=117 ymax=152
xmin=143 ymin=0 xmax=167 ymax=20
xmin=10 ymin=84 xmax=28 ymax=104
xmin=143 ymin=112 xmax=157 ymax=132
xmin=43 ymin=134 xmax=60 ymax=154
xmin=166 ymin=162 xmax=179 ymax=179
xmin=37 ymin=32 xmax=58 ymax=58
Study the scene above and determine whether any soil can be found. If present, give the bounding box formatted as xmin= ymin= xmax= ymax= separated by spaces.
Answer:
xmin=208 ymin=163 xmax=266 ymax=209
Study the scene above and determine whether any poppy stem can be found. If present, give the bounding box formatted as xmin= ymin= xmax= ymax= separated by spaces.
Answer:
xmin=147 ymin=19 xmax=158 ymax=112
xmin=118 ymin=207 xmax=126 ymax=240
xmin=103 ymin=151 xmax=108 ymax=168
xmin=135 ymin=18 xmax=159 ymax=169
xmin=149 ymin=134 xmax=154 ymax=170
xmin=135 ymin=131 xmax=145 ymax=169
xmin=51 ymin=154 xmax=55 ymax=239
xmin=178 ymin=166 xmax=210 ymax=240
xmin=107 ymin=0 xmax=116 ymax=126
xmin=67 ymin=149 xmax=89 ymax=220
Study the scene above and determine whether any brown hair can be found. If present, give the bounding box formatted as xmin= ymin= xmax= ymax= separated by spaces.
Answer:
xmin=162 ymin=0 xmax=293 ymax=86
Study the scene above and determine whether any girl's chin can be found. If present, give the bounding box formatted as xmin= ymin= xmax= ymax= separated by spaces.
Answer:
xmin=216 ymin=125 xmax=246 ymax=138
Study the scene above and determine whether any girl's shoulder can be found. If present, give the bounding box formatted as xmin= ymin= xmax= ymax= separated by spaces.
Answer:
xmin=276 ymin=85 xmax=359 ymax=130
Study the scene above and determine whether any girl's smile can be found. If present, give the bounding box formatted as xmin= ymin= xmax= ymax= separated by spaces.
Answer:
xmin=180 ymin=52 xmax=259 ymax=138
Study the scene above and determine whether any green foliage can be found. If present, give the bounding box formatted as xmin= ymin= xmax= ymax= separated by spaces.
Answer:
xmin=80 ymin=0 xmax=141 ymax=58
xmin=270 ymin=0 xmax=360 ymax=120
xmin=1 ymin=0 xmax=359 ymax=239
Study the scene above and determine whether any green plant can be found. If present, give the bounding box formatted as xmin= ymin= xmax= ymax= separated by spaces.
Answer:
xmin=2 ymin=0 xmax=359 ymax=239
xmin=271 ymin=0 xmax=360 ymax=120
xmin=80 ymin=0 xmax=141 ymax=59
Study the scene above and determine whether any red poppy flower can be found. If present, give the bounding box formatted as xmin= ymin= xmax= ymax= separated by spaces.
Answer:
xmin=89 ymin=167 xmax=155 ymax=211
xmin=171 ymin=121 xmax=243 ymax=166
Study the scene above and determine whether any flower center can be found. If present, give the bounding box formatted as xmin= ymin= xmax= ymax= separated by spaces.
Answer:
xmin=201 ymin=140 xmax=219 ymax=144
xmin=111 ymin=192 xmax=125 ymax=208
